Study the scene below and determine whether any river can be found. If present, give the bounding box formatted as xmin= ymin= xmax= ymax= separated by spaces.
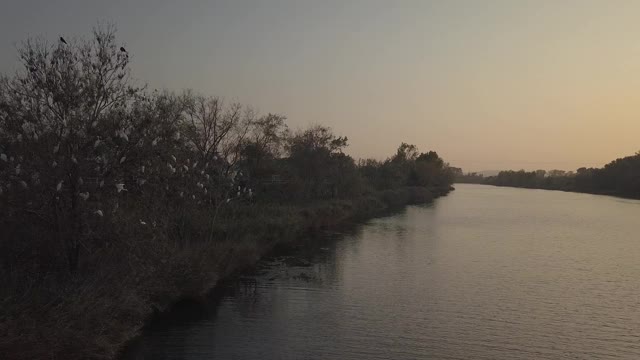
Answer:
xmin=125 ymin=184 xmax=640 ymax=359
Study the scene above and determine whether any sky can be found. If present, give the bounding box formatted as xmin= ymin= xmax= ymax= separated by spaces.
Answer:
xmin=1 ymin=0 xmax=640 ymax=172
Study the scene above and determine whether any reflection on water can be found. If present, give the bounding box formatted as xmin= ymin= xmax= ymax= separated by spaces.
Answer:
xmin=125 ymin=184 xmax=640 ymax=359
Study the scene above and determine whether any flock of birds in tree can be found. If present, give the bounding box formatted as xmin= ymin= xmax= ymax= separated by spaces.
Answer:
xmin=1 ymin=36 xmax=255 ymax=228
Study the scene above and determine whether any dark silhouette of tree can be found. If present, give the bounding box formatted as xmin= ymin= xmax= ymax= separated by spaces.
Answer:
xmin=458 ymin=153 xmax=640 ymax=199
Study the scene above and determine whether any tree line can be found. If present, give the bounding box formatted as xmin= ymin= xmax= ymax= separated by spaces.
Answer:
xmin=0 ymin=26 xmax=455 ymax=273
xmin=456 ymin=154 xmax=640 ymax=199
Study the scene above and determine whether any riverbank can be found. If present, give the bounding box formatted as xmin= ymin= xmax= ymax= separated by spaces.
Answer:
xmin=0 ymin=185 xmax=452 ymax=360
xmin=464 ymin=182 xmax=640 ymax=200
xmin=122 ymin=183 xmax=640 ymax=360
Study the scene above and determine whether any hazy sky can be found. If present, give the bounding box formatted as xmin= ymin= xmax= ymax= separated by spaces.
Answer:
xmin=2 ymin=0 xmax=640 ymax=172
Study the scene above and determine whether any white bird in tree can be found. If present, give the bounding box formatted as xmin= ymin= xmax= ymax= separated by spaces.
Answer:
xmin=118 ymin=130 xmax=129 ymax=142
xmin=141 ymin=165 xmax=145 ymax=174
xmin=197 ymin=182 xmax=203 ymax=189
xmin=95 ymin=210 xmax=104 ymax=217
xmin=182 ymin=165 xmax=188 ymax=171
xmin=171 ymin=155 xmax=177 ymax=163
xmin=78 ymin=177 xmax=84 ymax=186
xmin=20 ymin=181 xmax=28 ymax=189
xmin=115 ymin=183 xmax=127 ymax=193
xmin=139 ymin=219 xmax=147 ymax=225
xmin=0 ymin=153 xmax=7 ymax=162
xmin=79 ymin=192 xmax=90 ymax=201
xmin=56 ymin=180 xmax=64 ymax=192
xmin=52 ymin=161 xmax=57 ymax=168
xmin=71 ymin=155 xmax=78 ymax=164
xmin=94 ymin=139 xmax=101 ymax=148
xmin=152 ymin=137 xmax=160 ymax=146
xmin=120 ymin=156 xmax=126 ymax=164
xmin=167 ymin=164 xmax=176 ymax=174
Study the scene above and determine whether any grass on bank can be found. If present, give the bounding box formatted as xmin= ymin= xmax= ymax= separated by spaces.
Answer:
xmin=0 ymin=186 xmax=451 ymax=360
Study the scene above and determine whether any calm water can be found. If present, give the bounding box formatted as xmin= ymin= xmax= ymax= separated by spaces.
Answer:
xmin=126 ymin=184 xmax=640 ymax=359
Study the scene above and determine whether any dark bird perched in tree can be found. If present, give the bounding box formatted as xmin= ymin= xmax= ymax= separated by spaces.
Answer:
xmin=59 ymin=37 xmax=67 ymax=44
xmin=120 ymin=47 xmax=126 ymax=53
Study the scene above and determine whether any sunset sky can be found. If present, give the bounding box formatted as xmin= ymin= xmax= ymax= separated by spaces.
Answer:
xmin=1 ymin=0 xmax=639 ymax=172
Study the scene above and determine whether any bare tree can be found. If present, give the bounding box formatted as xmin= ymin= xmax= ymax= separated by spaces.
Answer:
xmin=182 ymin=94 xmax=255 ymax=176
xmin=0 ymin=25 xmax=145 ymax=272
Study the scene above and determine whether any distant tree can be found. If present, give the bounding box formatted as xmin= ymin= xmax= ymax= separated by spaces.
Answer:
xmin=285 ymin=125 xmax=357 ymax=200
xmin=455 ymin=171 xmax=485 ymax=183
xmin=249 ymin=113 xmax=289 ymax=158
xmin=449 ymin=167 xmax=463 ymax=176
xmin=409 ymin=151 xmax=447 ymax=187
xmin=237 ymin=113 xmax=289 ymax=199
xmin=416 ymin=151 xmax=444 ymax=168
xmin=182 ymin=94 xmax=254 ymax=174
xmin=392 ymin=142 xmax=419 ymax=163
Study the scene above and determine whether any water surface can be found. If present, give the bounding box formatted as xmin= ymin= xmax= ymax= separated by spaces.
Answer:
xmin=126 ymin=184 xmax=640 ymax=359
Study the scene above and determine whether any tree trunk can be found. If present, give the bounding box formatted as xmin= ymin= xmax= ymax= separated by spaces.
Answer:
xmin=67 ymin=176 xmax=80 ymax=273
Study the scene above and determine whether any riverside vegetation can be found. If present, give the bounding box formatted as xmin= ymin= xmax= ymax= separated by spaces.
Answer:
xmin=457 ymin=153 xmax=640 ymax=199
xmin=0 ymin=27 xmax=455 ymax=360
